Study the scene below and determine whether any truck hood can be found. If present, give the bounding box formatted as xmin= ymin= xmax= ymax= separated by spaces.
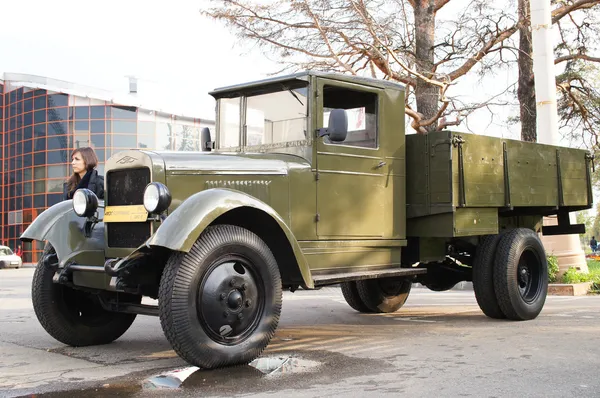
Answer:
xmin=150 ymin=151 xmax=307 ymax=175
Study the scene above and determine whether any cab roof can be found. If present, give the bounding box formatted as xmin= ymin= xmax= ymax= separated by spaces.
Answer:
xmin=209 ymin=70 xmax=405 ymax=99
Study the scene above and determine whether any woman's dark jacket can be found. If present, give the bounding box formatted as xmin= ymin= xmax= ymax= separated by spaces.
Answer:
xmin=63 ymin=169 xmax=105 ymax=200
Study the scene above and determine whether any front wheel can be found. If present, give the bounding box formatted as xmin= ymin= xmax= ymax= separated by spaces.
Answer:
xmin=493 ymin=229 xmax=548 ymax=321
xmin=32 ymin=244 xmax=139 ymax=346
xmin=158 ymin=225 xmax=282 ymax=369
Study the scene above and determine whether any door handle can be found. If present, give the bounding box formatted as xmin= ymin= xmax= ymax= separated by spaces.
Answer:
xmin=376 ymin=161 xmax=387 ymax=169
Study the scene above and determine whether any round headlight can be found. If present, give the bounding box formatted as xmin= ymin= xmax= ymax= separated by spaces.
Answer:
xmin=143 ymin=182 xmax=171 ymax=213
xmin=73 ymin=189 xmax=98 ymax=218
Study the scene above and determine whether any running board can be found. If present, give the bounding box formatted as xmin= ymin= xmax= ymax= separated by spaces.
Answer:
xmin=312 ymin=268 xmax=427 ymax=286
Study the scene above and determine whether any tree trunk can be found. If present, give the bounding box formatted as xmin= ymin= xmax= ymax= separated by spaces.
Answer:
xmin=414 ymin=0 xmax=438 ymax=133
xmin=518 ymin=0 xmax=537 ymax=142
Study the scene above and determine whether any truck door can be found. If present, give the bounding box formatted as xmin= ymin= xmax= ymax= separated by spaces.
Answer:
xmin=315 ymin=79 xmax=386 ymax=238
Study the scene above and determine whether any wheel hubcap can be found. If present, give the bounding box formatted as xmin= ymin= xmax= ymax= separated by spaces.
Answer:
xmin=517 ymin=249 xmax=542 ymax=303
xmin=197 ymin=258 xmax=263 ymax=344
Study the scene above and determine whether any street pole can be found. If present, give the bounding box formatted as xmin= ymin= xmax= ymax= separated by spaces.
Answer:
xmin=530 ymin=0 xmax=589 ymax=275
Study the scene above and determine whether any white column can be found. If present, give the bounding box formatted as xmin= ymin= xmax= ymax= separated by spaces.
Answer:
xmin=530 ymin=0 xmax=559 ymax=145
xmin=530 ymin=0 xmax=588 ymax=275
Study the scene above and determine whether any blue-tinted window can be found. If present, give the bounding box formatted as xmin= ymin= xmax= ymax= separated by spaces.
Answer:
xmin=34 ymin=152 xmax=46 ymax=165
xmin=34 ymin=89 xmax=46 ymax=96
xmin=74 ymin=106 xmax=89 ymax=119
xmin=34 ymin=138 xmax=46 ymax=151
xmin=48 ymin=122 xmax=68 ymax=136
xmin=10 ymin=91 xmax=17 ymax=103
xmin=112 ymin=134 xmax=137 ymax=148
xmin=10 ymin=117 xmax=16 ymax=131
xmin=34 ymin=195 xmax=45 ymax=208
xmin=48 ymin=136 xmax=68 ymax=150
xmin=47 ymin=194 xmax=62 ymax=206
xmin=47 ymin=150 xmax=67 ymax=164
xmin=24 ymin=98 xmax=33 ymax=112
xmin=111 ymin=106 xmax=136 ymax=119
xmin=24 ymin=112 xmax=33 ymax=126
xmin=34 ymin=110 xmax=46 ymax=124
xmin=34 ymin=96 xmax=46 ymax=109
xmin=74 ymin=121 xmax=89 ymax=131
xmin=16 ymin=184 xmax=22 ymax=196
xmin=34 ymin=125 xmax=46 ymax=137
xmin=90 ymin=120 xmax=104 ymax=133
xmin=90 ymin=106 xmax=105 ymax=119
xmin=47 ymin=94 xmax=68 ymax=107
xmin=16 ymin=101 xmax=22 ymax=114
xmin=24 ymin=140 xmax=33 ymax=153
xmin=48 ymin=107 xmax=68 ymax=122
xmin=23 ymin=154 xmax=32 ymax=167
xmin=23 ymin=195 xmax=32 ymax=208
xmin=113 ymin=121 xmax=136 ymax=134
xmin=23 ymin=182 xmax=32 ymax=194
xmin=24 ymin=90 xmax=33 ymax=99
xmin=16 ymin=88 xmax=23 ymax=101
xmin=91 ymin=134 xmax=105 ymax=147
xmin=95 ymin=149 xmax=105 ymax=161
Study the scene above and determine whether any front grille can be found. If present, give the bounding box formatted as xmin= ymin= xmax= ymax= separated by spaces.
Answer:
xmin=107 ymin=222 xmax=152 ymax=248
xmin=106 ymin=167 xmax=152 ymax=248
xmin=106 ymin=168 xmax=150 ymax=206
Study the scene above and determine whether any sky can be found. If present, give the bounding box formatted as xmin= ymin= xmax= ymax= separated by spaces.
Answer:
xmin=0 ymin=0 xmax=276 ymax=120
xmin=0 ymin=0 xmax=563 ymax=143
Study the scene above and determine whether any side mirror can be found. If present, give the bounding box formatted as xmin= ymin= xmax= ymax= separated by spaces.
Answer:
xmin=201 ymin=127 xmax=214 ymax=152
xmin=318 ymin=109 xmax=348 ymax=142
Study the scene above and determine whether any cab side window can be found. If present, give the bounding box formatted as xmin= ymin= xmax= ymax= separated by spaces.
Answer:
xmin=323 ymin=85 xmax=378 ymax=148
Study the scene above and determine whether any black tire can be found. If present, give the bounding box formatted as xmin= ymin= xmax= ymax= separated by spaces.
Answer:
xmin=341 ymin=281 xmax=373 ymax=313
xmin=493 ymin=228 xmax=548 ymax=321
xmin=356 ymin=277 xmax=412 ymax=313
xmin=32 ymin=243 xmax=139 ymax=346
xmin=473 ymin=234 xmax=506 ymax=319
xmin=158 ymin=225 xmax=282 ymax=369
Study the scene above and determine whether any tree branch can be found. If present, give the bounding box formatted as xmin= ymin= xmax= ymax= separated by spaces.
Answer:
xmin=448 ymin=21 xmax=523 ymax=82
xmin=435 ymin=0 xmax=452 ymax=12
xmin=555 ymin=54 xmax=600 ymax=64
xmin=551 ymin=0 xmax=600 ymax=24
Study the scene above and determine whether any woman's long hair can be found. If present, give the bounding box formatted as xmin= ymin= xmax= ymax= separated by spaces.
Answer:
xmin=67 ymin=147 xmax=99 ymax=193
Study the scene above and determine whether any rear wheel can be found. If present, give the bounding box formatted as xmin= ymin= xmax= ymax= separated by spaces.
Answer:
xmin=32 ymin=243 xmax=139 ymax=346
xmin=356 ymin=277 xmax=412 ymax=313
xmin=493 ymin=228 xmax=548 ymax=321
xmin=158 ymin=225 xmax=282 ymax=369
xmin=473 ymin=234 xmax=506 ymax=319
xmin=341 ymin=281 xmax=373 ymax=313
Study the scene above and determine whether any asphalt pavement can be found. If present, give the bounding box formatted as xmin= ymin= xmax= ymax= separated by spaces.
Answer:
xmin=1 ymin=268 xmax=599 ymax=397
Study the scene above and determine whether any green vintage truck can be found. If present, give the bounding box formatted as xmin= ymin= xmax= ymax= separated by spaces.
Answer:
xmin=21 ymin=71 xmax=593 ymax=369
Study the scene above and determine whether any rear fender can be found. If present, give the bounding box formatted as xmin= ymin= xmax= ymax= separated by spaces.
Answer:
xmin=20 ymin=201 xmax=106 ymax=267
xmin=148 ymin=188 xmax=313 ymax=288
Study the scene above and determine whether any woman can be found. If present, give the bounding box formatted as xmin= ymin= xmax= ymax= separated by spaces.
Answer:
xmin=63 ymin=147 xmax=104 ymax=200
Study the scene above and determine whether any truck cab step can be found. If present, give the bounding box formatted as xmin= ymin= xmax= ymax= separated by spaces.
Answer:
xmin=312 ymin=267 xmax=427 ymax=286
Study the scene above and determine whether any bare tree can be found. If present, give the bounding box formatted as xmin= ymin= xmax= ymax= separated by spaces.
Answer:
xmin=203 ymin=0 xmax=524 ymax=133
xmin=517 ymin=0 xmax=600 ymax=142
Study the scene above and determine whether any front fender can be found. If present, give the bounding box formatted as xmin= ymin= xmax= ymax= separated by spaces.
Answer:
xmin=148 ymin=188 xmax=313 ymax=288
xmin=20 ymin=201 xmax=106 ymax=267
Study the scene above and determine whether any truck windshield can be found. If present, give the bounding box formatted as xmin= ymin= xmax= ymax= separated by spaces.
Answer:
xmin=218 ymin=81 xmax=309 ymax=149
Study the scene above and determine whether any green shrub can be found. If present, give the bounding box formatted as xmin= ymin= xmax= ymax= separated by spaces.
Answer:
xmin=547 ymin=255 xmax=560 ymax=283
xmin=561 ymin=267 xmax=592 ymax=284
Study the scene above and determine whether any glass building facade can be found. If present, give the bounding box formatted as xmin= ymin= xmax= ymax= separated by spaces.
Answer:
xmin=0 ymin=74 xmax=214 ymax=263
